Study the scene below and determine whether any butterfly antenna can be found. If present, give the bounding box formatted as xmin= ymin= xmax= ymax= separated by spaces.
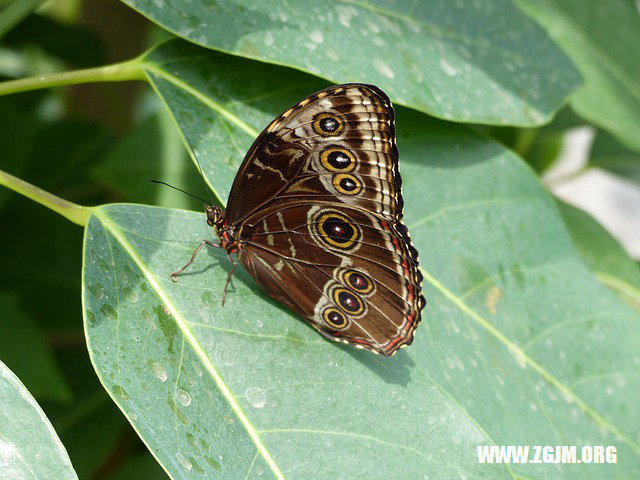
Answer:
xmin=148 ymin=180 xmax=209 ymax=204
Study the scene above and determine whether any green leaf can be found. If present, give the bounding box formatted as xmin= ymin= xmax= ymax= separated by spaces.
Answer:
xmin=123 ymin=1 xmax=580 ymax=126
xmin=83 ymin=204 xmax=512 ymax=479
xmin=590 ymin=129 xmax=640 ymax=186
xmin=516 ymin=0 xmax=640 ymax=153
xmin=558 ymin=201 xmax=640 ymax=312
xmin=0 ymin=359 xmax=77 ymax=479
xmin=82 ymin=49 xmax=640 ymax=477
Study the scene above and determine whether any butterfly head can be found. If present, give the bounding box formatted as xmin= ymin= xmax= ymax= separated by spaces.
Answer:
xmin=205 ymin=204 xmax=225 ymax=235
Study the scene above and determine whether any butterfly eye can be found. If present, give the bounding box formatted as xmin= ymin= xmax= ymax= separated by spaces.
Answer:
xmin=344 ymin=270 xmax=374 ymax=295
xmin=333 ymin=173 xmax=362 ymax=195
xmin=205 ymin=204 xmax=219 ymax=227
xmin=333 ymin=288 xmax=365 ymax=316
xmin=320 ymin=147 xmax=355 ymax=172
xmin=320 ymin=117 xmax=338 ymax=131
xmin=322 ymin=307 xmax=349 ymax=330
xmin=313 ymin=113 xmax=344 ymax=136
xmin=317 ymin=212 xmax=360 ymax=249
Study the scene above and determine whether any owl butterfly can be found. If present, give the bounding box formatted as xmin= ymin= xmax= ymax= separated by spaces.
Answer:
xmin=173 ymin=84 xmax=425 ymax=356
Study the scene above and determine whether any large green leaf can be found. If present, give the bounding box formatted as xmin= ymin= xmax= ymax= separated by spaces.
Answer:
xmin=81 ymin=44 xmax=640 ymax=478
xmin=84 ymin=203 xmax=511 ymax=479
xmin=122 ymin=0 xmax=580 ymax=126
xmin=516 ymin=0 xmax=640 ymax=153
xmin=0 ymin=360 xmax=77 ymax=479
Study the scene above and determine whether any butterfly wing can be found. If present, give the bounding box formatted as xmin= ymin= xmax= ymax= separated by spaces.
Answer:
xmin=226 ymin=84 xmax=403 ymax=224
xmin=228 ymin=84 xmax=424 ymax=355
xmin=238 ymin=203 xmax=424 ymax=356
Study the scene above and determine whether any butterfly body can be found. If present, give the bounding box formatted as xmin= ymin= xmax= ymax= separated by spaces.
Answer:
xmin=187 ymin=84 xmax=425 ymax=356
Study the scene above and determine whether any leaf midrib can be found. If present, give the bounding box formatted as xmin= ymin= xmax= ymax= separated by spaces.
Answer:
xmin=94 ymin=208 xmax=285 ymax=480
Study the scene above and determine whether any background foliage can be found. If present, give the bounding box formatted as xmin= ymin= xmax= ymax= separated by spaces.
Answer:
xmin=0 ymin=1 xmax=639 ymax=479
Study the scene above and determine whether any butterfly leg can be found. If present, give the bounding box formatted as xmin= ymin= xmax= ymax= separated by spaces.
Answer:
xmin=221 ymin=256 xmax=238 ymax=307
xmin=171 ymin=240 xmax=220 ymax=281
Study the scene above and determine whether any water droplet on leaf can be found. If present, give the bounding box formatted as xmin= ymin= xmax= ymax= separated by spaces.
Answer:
xmin=177 ymin=389 xmax=192 ymax=407
xmin=244 ymin=387 xmax=266 ymax=408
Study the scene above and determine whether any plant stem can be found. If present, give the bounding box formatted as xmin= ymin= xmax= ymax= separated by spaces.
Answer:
xmin=0 ymin=169 xmax=92 ymax=226
xmin=0 ymin=58 xmax=147 ymax=96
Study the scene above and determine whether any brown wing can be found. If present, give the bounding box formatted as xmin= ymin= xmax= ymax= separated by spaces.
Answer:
xmin=228 ymin=83 xmax=424 ymax=355
xmin=226 ymin=84 xmax=403 ymax=226
xmin=237 ymin=203 xmax=424 ymax=356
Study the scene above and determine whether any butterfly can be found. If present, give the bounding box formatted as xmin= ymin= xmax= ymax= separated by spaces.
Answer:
xmin=173 ymin=84 xmax=425 ymax=356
